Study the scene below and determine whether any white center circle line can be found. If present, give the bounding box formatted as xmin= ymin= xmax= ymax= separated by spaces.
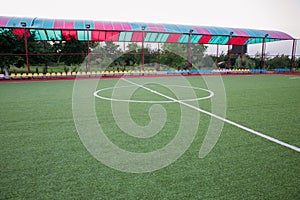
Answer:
xmin=94 ymin=84 xmax=214 ymax=103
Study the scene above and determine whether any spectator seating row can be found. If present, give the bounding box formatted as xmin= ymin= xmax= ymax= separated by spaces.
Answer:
xmin=8 ymin=68 xmax=293 ymax=80
xmin=212 ymin=69 xmax=251 ymax=73
xmin=249 ymin=69 xmax=267 ymax=73
xmin=167 ymin=68 xmax=252 ymax=74
xmin=274 ymin=68 xmax=291 ymax=72
xmin=9 ymin=70 xmax=158 ymax=79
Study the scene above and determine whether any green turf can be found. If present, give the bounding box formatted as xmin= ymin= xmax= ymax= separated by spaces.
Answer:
xmin=0 ymin=75 xmax=299 ymax=199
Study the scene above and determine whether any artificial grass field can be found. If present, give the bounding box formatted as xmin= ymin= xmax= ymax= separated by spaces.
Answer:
xmin=0 ymin=75 xmax=299 ymax=199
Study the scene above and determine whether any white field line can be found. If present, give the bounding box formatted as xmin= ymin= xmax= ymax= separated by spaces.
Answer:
xmin=289 ymin=76 xmax=300 ymax=80
xmin=122 ymin=78 xmax=300 ymax=153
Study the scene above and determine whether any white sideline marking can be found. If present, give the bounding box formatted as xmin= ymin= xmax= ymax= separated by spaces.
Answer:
xmin=122 ymin=78 xmax=300 ymax=153
xmin=289 ymin=76 xmax=300 ymax=80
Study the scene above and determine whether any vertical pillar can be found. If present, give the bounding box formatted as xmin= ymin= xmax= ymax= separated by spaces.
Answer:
xmin=227 ymin=45 xmax=231 ymax=68
xmin=123 ymin=41 xmax=126 ymax=71
xmin=187 ymin=29 xmax=193 ymax=70
xmin=141 ymin=26 xmax=145 ymax=71
xmin=86 ymin=24 xmax=91 ymax=72
xmin=227 ymin=32 xmax=233 ymax=68
xmin=216 ymin=44 xmax=219 ymax=66
xmin=290 ymin=39 xmax=297 ymax=72
xmin=261 ymin=34 xmax=268 ymax=69
xmin=21 ymin=22 xmax=30 ymax=73
xmin=157 ymin=43 xmax=160 ymax=71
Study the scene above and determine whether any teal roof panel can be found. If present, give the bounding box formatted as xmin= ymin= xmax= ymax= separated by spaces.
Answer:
xmin=0 ymin=16 xmax=294 ymax=45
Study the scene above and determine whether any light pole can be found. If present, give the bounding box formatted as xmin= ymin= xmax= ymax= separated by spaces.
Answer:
xmin=290 ymin=39 xmax=297 ymax=72
xmin=187 ymin=29 xmax=193 ymax=70
xmin=157 ymin=43 xmax=160 ymax=71
xmin=227 ymin=32 xmax=233 ymax=68
xmin=261 ymin=34 xmax=269 ymax=69
xmin=21 ymin=22 xmax=30 ymax=73
xmin=141 ymin=26 xmax=145 ymax=71
xmin=86 ymin=24 xmax=91 ymax=72
xmin=123 ymin=41 xmax=126 ymax=71
xmin=216 ymin=44 xmax=219 ymax=66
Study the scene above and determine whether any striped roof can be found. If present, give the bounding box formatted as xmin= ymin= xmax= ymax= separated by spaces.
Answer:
xmin=0 ymin=16 xmax=294 ymax=45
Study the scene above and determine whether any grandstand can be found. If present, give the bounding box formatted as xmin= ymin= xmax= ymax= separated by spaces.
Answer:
xmin=0 ymin=16 xmax=297 ymax=79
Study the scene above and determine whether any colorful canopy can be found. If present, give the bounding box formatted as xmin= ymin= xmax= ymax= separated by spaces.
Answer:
xmin=0 ymin=16 xmax=294 ymax=45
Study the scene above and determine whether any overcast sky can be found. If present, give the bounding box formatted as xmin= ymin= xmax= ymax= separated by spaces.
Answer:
xmin=1 ymin=0 xmax=299 ymax=55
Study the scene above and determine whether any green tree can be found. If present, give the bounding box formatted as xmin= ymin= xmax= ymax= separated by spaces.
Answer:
xmin=190 ymin=43 xmax=207 ymax=68
xmin=0 ymin=28 xmax=31 ymax=70
xmin=160 ymin=43 xmax=207 ymax=69
xmin=0 ymin=29 xmax=56 ymax=72
xmin=295 ymin=57 xmax=300 ymax=70
xmin=91 ymin=41 xmax=122 ymax=70
xmin=103 ymin=41 xmax=122 ymax=69
xmin=124 ymin=43 xmax=139 ymax=68
xmin=0 ymin=29 xmax=17 ymax=71
xmin=59 ymin=37 xmax=88 ymax=70
xmin=161 ymin=43 xmax=187 ymax=69
xmin=29 ymin=40 xmax=57 ymax=69
xmin=233 ymin=55 xmax=255 ymax=68
xmin=266 ymin=55 xmax=290 ymax=69
xmin=136 ymin=45 xmax=152 ymax=66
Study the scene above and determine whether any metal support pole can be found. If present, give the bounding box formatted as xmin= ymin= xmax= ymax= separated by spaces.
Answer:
xmin=86 ymin=24 xmax=91 ymax=72
xmin=227 ymin=32 xmax=233 ymax=68
xmin=260 ymin=39 xmax=266 ymax=69
xmin=157 ymin=43 xmax=160 ymax=71
xmin=227 ymin=45 xmax=231 ymax=68
xmin=216 ymin=44 xmax=219 ymax=66
xmin=141 ymin=26 xmax=145 ymax=71
xmin=261 ymin=34 xmax=268 ymax=69
xmin=187 ymin=29 xmax=193 ymax=70
xmin=123 ymin=41 xmax=126 ymax=71
xmin=21 ymin=22 xmax=30 ymax=73
xmin=290 ymin=39 xmax=297 ymax=72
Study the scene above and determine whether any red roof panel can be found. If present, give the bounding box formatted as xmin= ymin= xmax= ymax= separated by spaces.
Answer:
xmin=106 ymin=31 xmax=120 ymax=41
xmin=62 ymin=30 xmax=77 ymax=40
xmin=227 ymin=36 xmax=249 ymax=45
xmin=198 ymin=35 xmax=212 ymax=44
xmin=166 ymin=34 xmax=181 ymax=43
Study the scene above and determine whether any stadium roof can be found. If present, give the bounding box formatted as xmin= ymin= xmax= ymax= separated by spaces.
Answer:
xmin=0 ymin=16 xmax=294 ymax=45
